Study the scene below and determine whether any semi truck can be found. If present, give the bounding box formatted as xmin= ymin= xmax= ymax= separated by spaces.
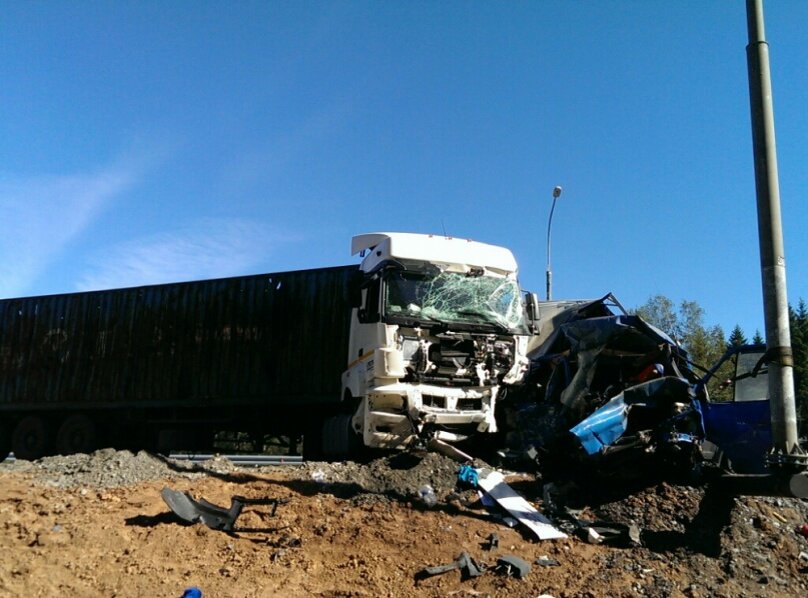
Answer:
xmin=0 ymin=232 xmax=530 ymax=461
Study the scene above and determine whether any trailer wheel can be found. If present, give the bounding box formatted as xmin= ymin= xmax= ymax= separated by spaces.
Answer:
xmin=11 ymin=416 xmax=50 ymax=461
xmin=56 ymin=415 xmax=97 ymax=456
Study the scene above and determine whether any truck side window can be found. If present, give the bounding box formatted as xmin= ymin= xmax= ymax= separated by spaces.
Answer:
xmin=358 ymin=277 xmax=381 ymax=323
xmin=734 ymin=351 xmax=769 ymax=402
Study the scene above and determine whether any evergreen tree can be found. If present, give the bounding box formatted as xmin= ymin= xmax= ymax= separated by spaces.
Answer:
xmin=790 ymin=299 xmax=808 ymax=433
xmin=727 ymin=325 xmax=748 ymax=349
xmin=752 ymin=330 xmax=765 ymax=344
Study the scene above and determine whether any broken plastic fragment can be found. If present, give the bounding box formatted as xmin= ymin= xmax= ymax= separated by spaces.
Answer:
xmin=495 ymin=555 xmax=531 ymax=579
xmin=417 ymin=551 xmax=484 ymax=581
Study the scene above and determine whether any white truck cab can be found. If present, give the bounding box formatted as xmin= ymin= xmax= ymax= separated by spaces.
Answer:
xmin=340 ymin=232 xmax=529 ymax=453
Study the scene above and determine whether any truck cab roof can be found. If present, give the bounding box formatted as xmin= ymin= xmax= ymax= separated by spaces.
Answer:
xmin=351 ymin=232 xmax=518 ymax=276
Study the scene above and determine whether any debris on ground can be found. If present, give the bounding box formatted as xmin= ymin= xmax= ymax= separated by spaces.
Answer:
xmin=3 ymin=449 xmax=808 ymax=596
xmin=416 ymin=551 xmax=484 ymax=582
xmin=494 ymin=555 xmax=531 ymax=579
xmin=160 ymin=487 xmax=281 ymax=533
xmin=482 ymin=533 xmax=499 ymax=551
xmin=534 ymin=556 xmax=560 ymax=567
xmin=476 ymin=468 xmax=566 ymax=540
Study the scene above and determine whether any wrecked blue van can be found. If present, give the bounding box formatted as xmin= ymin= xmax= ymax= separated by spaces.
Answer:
xmin=501 ymin=295 xmax=774 ymax=479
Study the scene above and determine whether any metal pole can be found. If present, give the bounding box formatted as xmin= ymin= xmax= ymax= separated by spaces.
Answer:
xmin=745 ymin=0 xmax=800 ymax=458
xmin=546 ymin=186 xmax=562 ymax=301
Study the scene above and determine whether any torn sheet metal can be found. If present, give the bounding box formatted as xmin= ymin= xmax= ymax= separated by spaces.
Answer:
xmin=476 ymin=469 xmax=566 ymax=540
xmin=570 ymin=377 xmax=703 ymax=456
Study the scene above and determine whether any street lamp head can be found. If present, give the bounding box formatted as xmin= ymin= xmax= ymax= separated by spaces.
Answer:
xmin=553 ymin=186 xmax=562 ymax=199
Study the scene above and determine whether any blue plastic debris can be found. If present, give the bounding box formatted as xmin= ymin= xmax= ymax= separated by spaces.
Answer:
xmin=181 ymin=588 xmax=202 ymax=598
xmin=457 ymin=464 xmax=479 ymax=487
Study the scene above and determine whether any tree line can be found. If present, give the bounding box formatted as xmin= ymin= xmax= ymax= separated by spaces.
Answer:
xmin=633 ymin=295 xmax=807 ymax=434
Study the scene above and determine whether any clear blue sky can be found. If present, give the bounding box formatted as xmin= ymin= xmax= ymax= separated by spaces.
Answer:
xmin=1 ymin=1 xmax=806 ymax=339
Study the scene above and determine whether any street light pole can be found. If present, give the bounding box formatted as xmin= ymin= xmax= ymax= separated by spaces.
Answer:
xmin=545 ymin=185 xmax=563 ymax=301
xmin=745 ymin=0 xmax=802 ymax=461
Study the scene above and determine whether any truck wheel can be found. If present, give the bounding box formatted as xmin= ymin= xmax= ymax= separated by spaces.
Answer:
xmin=11 ymin=416 xmax=50 ymax=461
xmin=56 ymin=415 xmax=97 ymax=456
xmin=322 ymin=414 xmax=358 ymax=461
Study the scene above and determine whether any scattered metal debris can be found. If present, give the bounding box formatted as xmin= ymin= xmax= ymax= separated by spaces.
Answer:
xmin=161 ymin=487 xmax=281 ymax=533
xmin=416 ymin=552 xmax=484 ymax=581
xmin=417 ymin=552 xmax=531 ymax=582
xmin=535 ymin=556 xmax=560 ymax=567
xmin=495 ymin=555 xmax=531 ymax=579
xmin=476 ymin=468 xmax=566 ymax=540
xmin=482 ymin=533 xmax=499 ymax=551
xmin=574 ymin=520 xmax=641 ymax=547
xmin=427 ymin=438 xmax=475 ymax=463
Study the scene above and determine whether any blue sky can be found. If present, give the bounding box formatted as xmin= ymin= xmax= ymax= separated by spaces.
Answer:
xmin=1 ymin=1 xmax=806 ymax=339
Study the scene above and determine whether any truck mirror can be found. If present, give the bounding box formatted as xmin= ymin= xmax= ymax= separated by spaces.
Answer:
xmin=525 ymin=292 xmax=540 ymax=322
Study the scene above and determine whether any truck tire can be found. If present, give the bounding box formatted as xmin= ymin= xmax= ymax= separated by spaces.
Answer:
xmin=322 ymin=413 xmax=358 ymax=461
xmin=11 ymin=416 xmax=51 ymax=461
xmin=56 ymin=415 xmax=97 ymax=456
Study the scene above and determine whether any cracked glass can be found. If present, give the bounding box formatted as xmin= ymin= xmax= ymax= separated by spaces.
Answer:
xmin=384 ymin=270 xmax=526 ymax=332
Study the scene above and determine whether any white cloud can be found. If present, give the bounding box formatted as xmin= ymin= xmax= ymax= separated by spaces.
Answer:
xmin=76 ymin=218 xmax=296 ymax=291
xmin=0 ymin=168 xmax=134 ymax=297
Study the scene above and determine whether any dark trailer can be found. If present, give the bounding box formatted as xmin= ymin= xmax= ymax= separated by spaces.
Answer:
xmin=0 ymin=265 xmax=357 ymax=461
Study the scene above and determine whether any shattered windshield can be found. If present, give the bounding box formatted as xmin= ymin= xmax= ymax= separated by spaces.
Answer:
xmin=383 ymin=269 xmax=526 ymax=332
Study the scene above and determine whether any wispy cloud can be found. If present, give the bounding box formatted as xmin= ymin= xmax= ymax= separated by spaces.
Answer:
xmin=0 ymin=167 xmax=135 ymax=297
xmin=76 ymin=218 xmax=298 ymax=291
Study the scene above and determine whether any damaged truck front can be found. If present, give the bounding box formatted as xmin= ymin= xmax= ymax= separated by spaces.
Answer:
xmin=339 ymin=233 xmax=529 ymax=456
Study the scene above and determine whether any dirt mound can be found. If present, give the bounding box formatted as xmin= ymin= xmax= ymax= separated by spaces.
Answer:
xmin=1 ymin=448 xmax=205 ymax=489
xmin=299 ymin=452 xmax=471 ymax=501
